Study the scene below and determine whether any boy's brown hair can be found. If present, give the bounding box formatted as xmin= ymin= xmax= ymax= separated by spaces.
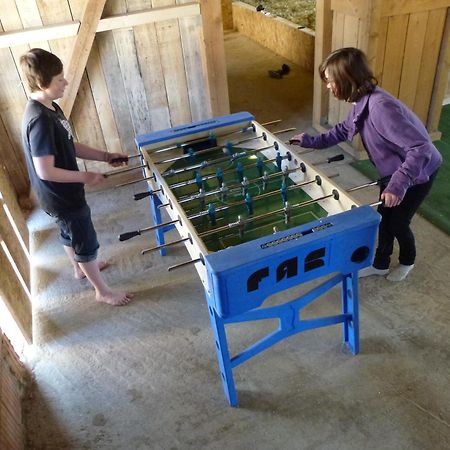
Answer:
xmin=20 ymin=48 xmax=63 ymax=92
xmin=319 ymin=47 xmax=377 ymax=102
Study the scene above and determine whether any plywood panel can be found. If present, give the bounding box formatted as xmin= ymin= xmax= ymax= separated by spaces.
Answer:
xmin=381 ymin=14 xmax=409 ymax=97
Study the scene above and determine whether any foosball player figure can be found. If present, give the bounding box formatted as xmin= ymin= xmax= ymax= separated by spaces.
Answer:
xmin=241 ymin=176 xmax=249 ymax=196
xmin=198 ymin=188 xmax=206 ymax=210
xmin=276 ymin=152 xmax=283 ymax=171
xmin=207 ymin=203 xmax=217 ymax=226
xmin=281 ymin=181 xmax=288 ymax=204
xmin=282 ymin=165 xmax=290 ymax=183
xmin=236 ymin=161 xmax=244 ymax=182
xmin=283 ymin=201 xmax=291 ymax=225
xmin=262 ymin=170 xmax=269 ymax=191
xmin=220 ymin=182 xmax=229 ymax=202
xmin=256 ymin=156 xmax=264 ymax=177
xmin=195 ymin=171 xmax=203 ymax=189
xmin=223 ymin=140 xmax=233 ymax=156
xmin=187 ymin=147 xmax=195 ymax=160
xmin=216 ymin=166 xmax=224 ymax=187
xmin=245 ymin=192 xmax=254 ymax=215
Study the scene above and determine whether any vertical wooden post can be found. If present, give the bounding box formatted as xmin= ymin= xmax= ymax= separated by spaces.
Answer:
xmin=427 ymin=8 xmax=450 ymax=135
xmin=312 ymin=0 xmax=332 ymax=128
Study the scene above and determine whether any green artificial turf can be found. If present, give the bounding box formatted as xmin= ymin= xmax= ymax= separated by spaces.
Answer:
xmin=351 ymin=104 xmax=450 ymax=235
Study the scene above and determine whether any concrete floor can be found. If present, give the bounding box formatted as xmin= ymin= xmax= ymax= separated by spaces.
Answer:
xmin=24 ymin=32 xmax=450 ymax=449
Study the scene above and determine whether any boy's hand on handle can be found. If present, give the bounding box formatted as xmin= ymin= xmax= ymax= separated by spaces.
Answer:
xmin=289 ymin=133 xmax=305 ymax=146
xmin=381 ymin=192 xmax=401 ymax=207
xmin=105 ymin=152 xmax=129 ymax=167
xmin=83 ymin=171 xmax=106 ymax=187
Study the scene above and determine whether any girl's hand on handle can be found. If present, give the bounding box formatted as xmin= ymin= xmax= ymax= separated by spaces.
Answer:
xmin=381 ymin=192 xmax=401 ymax=207
xmin=105 ymin=152 xmax=129 ymax=167
xmin=289 ymin=133 xmax=305 ymax=146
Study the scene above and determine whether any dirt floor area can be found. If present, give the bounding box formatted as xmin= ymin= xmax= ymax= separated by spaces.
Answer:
xmin=241 ymin=0 xmax=316 ymax=29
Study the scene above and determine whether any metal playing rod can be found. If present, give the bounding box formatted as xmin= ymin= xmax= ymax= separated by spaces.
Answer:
xmin=178 ymin=166 xmax=305 ymax=205
xmin=198 ymin=189 xmax=340 ymax=239
xmin=104 ymin=163 xmax=147 ymax=178
xmin=187 ymin=176 xmax=323 ymax=220
xmin=114 ymin=175 xmax=155 ymax=188
xmin=118 ymin=218 xmax=180 ymax=241
xmin=162 ymin=144 xmax=276 ymax=177
xmin=141 ymin=236 xmax=191 ymax=255
xmin=168 ymin=257 xmax=204 ymax=272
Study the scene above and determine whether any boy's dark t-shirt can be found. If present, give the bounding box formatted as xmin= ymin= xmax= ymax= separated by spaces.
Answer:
xmin=22 ymin=99 xmax=86 ymax=215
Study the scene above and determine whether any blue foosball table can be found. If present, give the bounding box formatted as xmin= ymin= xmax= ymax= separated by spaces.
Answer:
xmin=123 ymin=112 xmax=380 ymax=406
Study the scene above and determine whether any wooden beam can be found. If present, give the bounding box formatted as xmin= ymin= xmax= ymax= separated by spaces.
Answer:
xmin=428 ymin=8 xmax=450 ymax=133
xmin=313 ymin=0 xmax=332 ymax=128
xmin=0 ymin=21 xmax=79 ymax=49
xmin=97 ymin=3 xmax=200 ymax=32
xmin=0 ymin=4 xmax=202 ymax=50
xmin=58 ymin=0 xmax=107 ymax=118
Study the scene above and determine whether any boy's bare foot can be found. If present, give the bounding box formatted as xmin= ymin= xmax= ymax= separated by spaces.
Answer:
xmin=96 ymin=291 xmax=134 ymax=306
xmin=75 ymin=260 xmax=110 ymax=280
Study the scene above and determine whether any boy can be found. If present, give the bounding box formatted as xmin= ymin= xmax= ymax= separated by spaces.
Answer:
xmin=21 ymin=48 xmax=133 ymax=306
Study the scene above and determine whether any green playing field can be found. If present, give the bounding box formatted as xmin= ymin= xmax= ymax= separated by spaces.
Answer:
xmin=164 ymin=146 xmax=328 ymax=252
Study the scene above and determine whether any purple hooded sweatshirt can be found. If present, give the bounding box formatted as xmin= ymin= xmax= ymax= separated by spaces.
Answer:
xmin=298 ymin=87 xmax=442 ymax=200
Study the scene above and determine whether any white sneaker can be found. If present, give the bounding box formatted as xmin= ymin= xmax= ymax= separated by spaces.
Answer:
xmin=358 ymin=266 xmax=389 ymax=278
xmin=386 ymin=264 xmax=414 ymax=282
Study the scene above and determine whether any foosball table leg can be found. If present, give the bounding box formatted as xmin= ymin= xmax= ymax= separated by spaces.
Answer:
xmin=149 ymin=194 xmax=176 ymax=256
xmin=341 ymin=273 xmax=360 ymax=354
xmin=207 ymin=303 xmax=238 ymax=407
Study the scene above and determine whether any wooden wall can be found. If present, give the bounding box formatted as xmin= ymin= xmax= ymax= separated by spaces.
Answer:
xmin=0 ymin=329 xmax=27 ymax=450
xmin=0 ymin=0 xmax=230 ymax=200
xmin=232 ymin=2 xmax=315 ymax=73
xmin=314 ymin=0 xmax=450 ymax=158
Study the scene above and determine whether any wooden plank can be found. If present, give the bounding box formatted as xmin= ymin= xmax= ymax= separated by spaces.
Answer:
xmin=59 ymin=0 xmax=107 ymax=118
xmin=98 ymin=3 xmax=200 ymax=31
xmin=35 ymin=0 xmax=75 ymax=67
xmin=0 ymin=236 xmax=32 ymax=344
xmin=331 ymin=0 xmax=369 ymax=19
xmin=428 ymin=8 xmax=450 ymax=132
xmin=380 ymin=0 xmax=450 ymax=18
xmin=96 ymin=31 xmax=136 ymax=153
xmin=380 ymin=14 xmax=409 ymax=97
xmin=113 ymin=28 xmax=152 ymax=135
xmin=177 ymin=0 xmax=212 ymax=122
xmin=85 ymin=41 xmax=123 ymax=152
xmin=0 ymin=203 xmax=30 ymax=291
xmin=14 ymin=0 xmax=51 ymax=50
xmin=373 ymin=15 xmax=388 ymax=84
xmin=0 ymin=21 xmax=79 ymax=49
xmin=398 ymin=11 xmax=428 ymax=110
xmin=152 ymin=0 xmax=191 ymax=126
xmin=0 ymin=164 xmax=29 ymax=253
xmin=134 ymin=23 xmax=172 ymax=131
xmin=313 ymin=0 xmax=332 ymax=128
xmin=0 ymin=28 xmax=30 ymax=198
xmin=221 ymin=0 xmax=234 ymax=30
xmin=199 ymin=0 xmax=230 ymax=116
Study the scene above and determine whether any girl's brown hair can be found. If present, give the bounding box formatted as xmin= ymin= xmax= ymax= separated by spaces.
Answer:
xmin=319 ymin=47 xmax=377 ymax=102
xmin=20 ymin=48 xmax=63 ymax=92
